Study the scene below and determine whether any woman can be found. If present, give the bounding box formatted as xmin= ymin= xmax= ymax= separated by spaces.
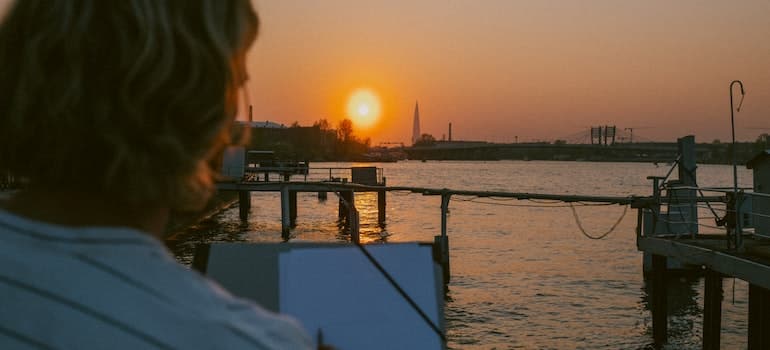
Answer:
xmin=0 ymin=1 xmax=313 ymax=348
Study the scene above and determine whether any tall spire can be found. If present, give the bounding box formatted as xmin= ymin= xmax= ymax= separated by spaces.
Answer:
xmin=412 ymin=101 xmax=421 ymax=145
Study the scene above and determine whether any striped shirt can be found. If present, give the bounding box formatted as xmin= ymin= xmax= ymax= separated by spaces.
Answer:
xmin=0 ymin=209 xmax=313 ymax=349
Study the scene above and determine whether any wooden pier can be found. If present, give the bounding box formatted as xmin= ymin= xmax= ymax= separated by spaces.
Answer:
xmin=214 ymin=140 xmax=770 ymax=347
xmin=216 ymin=166 xmax=388 ymax=242
xmin=635 ymin=136 xmax=770 ymax=349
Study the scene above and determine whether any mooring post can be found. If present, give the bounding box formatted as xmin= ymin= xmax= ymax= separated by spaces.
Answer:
xmin=280 ymin=186 xmax=291 ymax=240
xmin=703 ymin=269 xmax=722 ymax=350
xmin=317 ymin=191 xmax=327 ymax=201
xmin=338 ymin=191 xmax=353 ymax=225
xmin=238 ymin=190 xmax=250 ymax=220
xmin=289 ymin=190 xmax=298 ymax=227
xmin=348 ymin=191 xmax=356 ymax=230
xmin=749 ymin=284 xmax=770 ymax=349
xmin=377 ymin=179 xmax=387 ymax=226
xmin=351 ymin=209 xmax=360 ymax=244
xmin=651 ymin=254 xmax=668 ymax=347
xmin=435 ymin=192 xmax=451 ymax=284
xmin=677 ymin=135 xmax=698 ymax=237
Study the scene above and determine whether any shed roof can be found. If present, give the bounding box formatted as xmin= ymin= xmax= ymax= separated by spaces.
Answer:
xmin=747 ymin=150 xmax=770 ymax=169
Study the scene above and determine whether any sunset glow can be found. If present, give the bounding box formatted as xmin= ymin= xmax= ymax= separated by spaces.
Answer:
xmin=346 ymin=89 xmax=381 ymax=129
xmin=247 ymin=0 xmax=770 ymax=144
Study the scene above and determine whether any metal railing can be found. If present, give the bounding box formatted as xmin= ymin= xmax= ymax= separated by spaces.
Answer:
xmin=229 ymin=166 xmax=385 ymax=185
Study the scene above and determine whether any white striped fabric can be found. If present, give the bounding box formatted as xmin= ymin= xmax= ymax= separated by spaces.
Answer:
xmin=0 ymin=209 xmax=313 ymax=350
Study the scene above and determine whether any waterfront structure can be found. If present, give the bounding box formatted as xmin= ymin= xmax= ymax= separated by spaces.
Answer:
xmin=635 ymin=140 xmax=770 ymax=349
xmin=747 ymin=150 xmax=770 ymax=236
xmin=210 ymin=134 xmax=770 ymax=349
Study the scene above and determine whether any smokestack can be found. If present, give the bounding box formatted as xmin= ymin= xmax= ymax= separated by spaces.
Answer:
xmin=448 ymin=122 xmax=452 ymax=142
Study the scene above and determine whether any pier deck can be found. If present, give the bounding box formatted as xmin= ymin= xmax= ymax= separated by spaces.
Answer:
xmin=638 ymin=234 xmax=770 ymax=289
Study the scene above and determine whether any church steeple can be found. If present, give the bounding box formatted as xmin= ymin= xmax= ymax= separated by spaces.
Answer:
xmin=412 ymin=101 xmax=421 ymax=145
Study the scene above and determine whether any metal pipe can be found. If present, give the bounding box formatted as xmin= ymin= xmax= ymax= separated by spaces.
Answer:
xmin=730 ymin=80 xmax=745 ymax=250
xmin=730 ymin=80 xmax=745 ymax=198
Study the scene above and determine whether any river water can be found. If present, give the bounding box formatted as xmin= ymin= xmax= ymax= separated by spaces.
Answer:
xmin=169 ymin=160 xmax=755 ymax=349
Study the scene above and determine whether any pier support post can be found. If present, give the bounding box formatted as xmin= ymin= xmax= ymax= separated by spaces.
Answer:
xmin=289 ymin=190 xmax=298 ymax=227
xmin=651 ymin=254 xmax=668 ymax=347
xmin=351 ymin=209 xmax=360 ymax=244
xmin=318 ymin=191 xmax=327 ymax=201
xmin=437 ymin=193 xmax=451 ymax=284
xmin=434 ymin=235 xmax=450 ymax=284
xmin=280 ymin=186 xmax=291 ymax=240
xmin=677 ymin=136 xmax=698 ymax=237
xmin=339 ymin=191 xmax=353 ymax=225
xmin=749 ymin=284 xmax=770 ymax=349
xmin=703 ymin=269 xmax=722 ymax=350
xmin=347 ymin=191 xmax=356 ymax=227
xmin=238 ymin=191 xmax=250 ymax=220
xmin=377 ymin=189 xmax=386 ymax=226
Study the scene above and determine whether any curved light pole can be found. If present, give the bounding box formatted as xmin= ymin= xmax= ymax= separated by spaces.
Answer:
xmin=730 ymin=80 xmax=745 ymax=249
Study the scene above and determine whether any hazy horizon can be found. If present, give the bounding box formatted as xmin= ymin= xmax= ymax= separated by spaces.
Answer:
xmin=247 ymin=0 xmax=769 ymax=145
xmin=2 ymin=0 xmax=767 ymax=145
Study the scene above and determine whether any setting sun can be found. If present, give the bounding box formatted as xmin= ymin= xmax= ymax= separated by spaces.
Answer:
xmin=346 ymin=88 xmax=381 ymax=129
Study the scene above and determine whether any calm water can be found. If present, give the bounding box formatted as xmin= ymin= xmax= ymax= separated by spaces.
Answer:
xmin=169 ymin=161 xmax=755 ymax=349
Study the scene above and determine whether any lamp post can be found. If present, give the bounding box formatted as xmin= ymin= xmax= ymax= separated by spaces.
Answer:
xmin=730 ymin=80 xmax=745 ymax=249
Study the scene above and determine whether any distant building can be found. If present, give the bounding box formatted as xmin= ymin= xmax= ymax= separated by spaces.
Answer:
xmin=412 ymin=101 xmax=420 ymax=145
xmin=243 ymin=120 xmax=285 ymax=129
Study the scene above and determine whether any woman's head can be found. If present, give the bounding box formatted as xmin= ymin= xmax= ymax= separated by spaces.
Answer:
xmin=0 ymin=0 xmax=258 ymax=210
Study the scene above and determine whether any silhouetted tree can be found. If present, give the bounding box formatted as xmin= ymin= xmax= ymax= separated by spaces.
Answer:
xmin=337 ymin=119 xmax=354 ymax=143
xmin=313 ymin=118 xmax=331 ymax=131
xmin=755 ymin=133 xmax=769 ymax=152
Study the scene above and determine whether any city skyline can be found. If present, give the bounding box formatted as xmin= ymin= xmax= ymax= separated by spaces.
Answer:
xmin=243 ymin=0 xmax=769 ymax=145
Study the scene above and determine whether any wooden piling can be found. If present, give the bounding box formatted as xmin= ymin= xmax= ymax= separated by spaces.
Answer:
xmin=339 ymin=191 xmax=353 ymax=225
xmin=377 ymin=189 xmax=386 ymax=226
xmin=703 ymin=269 xmax=722 ymax=350
xmin=651 ymin=254 xmax=668 ymax=347
xmin=238 ymin=191 xmax=250 ymax=220
xmin=351 ymin=210 xmax=360 ymax=244
xmin=280 ymin=186 xmax=290 ymax=240
xmin=437 ymin=193 xmax=451 ymax=283
xmin=318 ymin=191 xmax=327 ymax=201
xmin=289 ymin=190 xmax=297 ymax=227
xmin=749 ymin=284 xmax=770 ymax=349
xmin=434 ymin=235 xmax=450 ymax=284
xmin=347 ymin=191 xmax=356 ymax=228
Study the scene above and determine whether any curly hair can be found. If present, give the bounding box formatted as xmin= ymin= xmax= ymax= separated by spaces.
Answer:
xmin=0 ymin=0 xmax=258 ymax=210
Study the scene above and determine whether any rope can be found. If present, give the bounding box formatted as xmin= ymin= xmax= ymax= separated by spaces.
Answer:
xmin=569 ymin=203 xmax=628 ymax=240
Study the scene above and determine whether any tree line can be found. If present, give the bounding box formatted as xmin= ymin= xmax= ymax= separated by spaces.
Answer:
xmin=243 ymin=118 xmax=371 ymax=161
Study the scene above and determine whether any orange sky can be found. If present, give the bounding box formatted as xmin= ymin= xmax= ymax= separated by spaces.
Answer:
xmin=1 ymin=0 xmax=766 ymax=144
xmin=246 ymin=0 xmax=770 ymax=144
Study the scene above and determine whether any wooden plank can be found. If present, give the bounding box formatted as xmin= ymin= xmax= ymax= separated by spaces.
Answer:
xmin=638 ymin=237 xmax=770 ymax=290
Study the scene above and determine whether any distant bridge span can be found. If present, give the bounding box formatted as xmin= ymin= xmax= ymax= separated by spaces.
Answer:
xmin=404 ymin=142 xmax=706 ymax=162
